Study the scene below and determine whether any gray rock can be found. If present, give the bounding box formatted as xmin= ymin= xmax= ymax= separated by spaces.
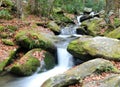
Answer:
xmin=84 ymin=7 xmax=92 ymax=13
xmin=41 ymin=58 xmax=119 ymax=87
xmin=67 ymin=36 xmax=120 ymax=61
xmin=82 ymin=74 xmax=120 ymax=87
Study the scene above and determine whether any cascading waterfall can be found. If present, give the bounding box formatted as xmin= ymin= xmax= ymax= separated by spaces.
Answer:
xmin=0 ymin=25 xmax=78 ymax=87
xmin=57 ymin=48 xmax=73 ymax=68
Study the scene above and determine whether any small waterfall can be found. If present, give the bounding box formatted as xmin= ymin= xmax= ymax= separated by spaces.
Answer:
xmin=57 ymin=48 xmax=73 ymax=68
xmin=0 ymin=25 xmax=78 ymax=87
xmin=61 ymin=25 xmax=77 ymax=35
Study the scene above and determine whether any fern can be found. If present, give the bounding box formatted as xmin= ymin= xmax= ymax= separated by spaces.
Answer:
xmin=0 ymin=9 xmax=12 ymax=19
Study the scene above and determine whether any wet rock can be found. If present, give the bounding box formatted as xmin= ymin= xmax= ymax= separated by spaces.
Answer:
xmin=76 ymin=27 xmax=88 ymax=35
xmin=41 ymin=58 xmax=119 ymax=87
xmin=7 ymin=48 xmax=55 ymax=76
xmin=67 ymin=36 xmax=120 ymax=61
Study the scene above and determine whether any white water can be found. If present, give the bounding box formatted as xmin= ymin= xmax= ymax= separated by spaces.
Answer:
xmin=57 ymin=48 xmax=73 ymax=68
xmin=0 ymin=26 xmax=76 ymax=87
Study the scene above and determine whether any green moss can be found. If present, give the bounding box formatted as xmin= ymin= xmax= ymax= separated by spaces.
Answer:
xmin=0 ymin=49 xmax=17 ymax=72
xmin=44 ymin=52 xmax=55 ymax=70
xmin=10 ymin=48 xmax=55 ymax=76
xmin=107 ymin=27 xmax=120 ymax=39
xmin=7 ymin=25 xmax=18 ymax=32
xmin=2 ymin=39 xmax=14 ymax=46
xmin=47 ymin=21 xmax=60 ymax=33
xmin=95 ymin=65 xmax=118 ymax=74
xmin=114 ymin=18 xmax=120 ymax=28
xmin=67 ymin=39 xmax=91 ymax=57
xmin=11 ymin=58 xmax=40 ymax=76
xmin=0 ymin=9 xmax=12 ymax=20
xmin=0 ymin=59 xmax=9 ymax=72
xmin=0 ymin=25 xmax=5 ymax=31
xmin=2 ymin=0 xmax=14 ymax=7
xmin=11 ymin=55 xmax=40 ymax=76
xmin=15 ymin=30 xmax=54 ymax=50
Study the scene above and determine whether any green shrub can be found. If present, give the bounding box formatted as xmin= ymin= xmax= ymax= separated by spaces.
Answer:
xmin=1 ymin=0 xmax=14 ymax=7
xmin=0 ymin=25 xmax=5 ymax=31
xmin=95 ymin=65 xmax=115 ymax=74
xmin=2 ymin=39 xmax=15 ymax=46
xmin=7 ymin=25 xmax=18 ymax=32
xmin=0 ymin=9 xmax=12 ymax=20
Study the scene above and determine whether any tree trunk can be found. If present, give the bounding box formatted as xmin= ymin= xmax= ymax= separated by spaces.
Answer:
xmin=16 ymin=0 xmax=23 ymax=18
xmin=14 ymin=0 xmax=28 ymax=19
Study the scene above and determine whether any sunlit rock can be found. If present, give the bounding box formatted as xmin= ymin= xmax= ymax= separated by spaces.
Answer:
xmin=15 ymin=29 xmax=55 ymax=51
xmin=67 ymin=36 xmax=120 ymax=61
xmin=41 ymin=58 xmax=119 ymax=87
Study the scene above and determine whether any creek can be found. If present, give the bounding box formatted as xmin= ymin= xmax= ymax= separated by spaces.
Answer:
xmin=0 ymin=24 xmax=79 ymax=87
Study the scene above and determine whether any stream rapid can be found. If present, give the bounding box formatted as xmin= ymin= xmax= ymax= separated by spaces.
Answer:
xmin=0 ymin=24 xmax=79 ymax=87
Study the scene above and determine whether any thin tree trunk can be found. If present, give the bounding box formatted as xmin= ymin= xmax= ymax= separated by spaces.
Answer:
xmin=16 ymin=0 xmax=23 ymax=18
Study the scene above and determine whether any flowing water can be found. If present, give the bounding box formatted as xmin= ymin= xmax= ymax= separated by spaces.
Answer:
xmin=0 ymin=25 xmax=78 ymax=87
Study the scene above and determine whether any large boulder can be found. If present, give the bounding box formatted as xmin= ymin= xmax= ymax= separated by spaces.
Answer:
xmin=67 ymin=36 xmax=120 ymax=61
xmin=0 ymin=44 xmax=17 ymax=72
xmin=42 ymin=58 xmax=119 ymax=87
xmin=7 ymin=48 xmax=55 ymax=76
xmin=107 ymin=26 xmax=120 ymax=39
xmin=15 ymin=29 xmax=55 ymax=51
xmin=82 ymin=74 xmax=120 ymax=87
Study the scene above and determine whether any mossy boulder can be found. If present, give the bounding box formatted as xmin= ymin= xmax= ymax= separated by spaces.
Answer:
xmin=67 ymin=36 xmax=120 ymax=61
xmin=42 ymin=58 xmax=119 ymax=87
xmin=47 ymin=21 xmax=60 ymax=35
xmin=8 ymin=49 xmax=55 ymax=76
xmin=81 ymin=19 xmax=104 ymax=36
xmin=15 ymin=29 xmax=55 ymax=51
xmin=107 ymin=27 xmax=120 ymax=39
xmin=0 ymin=45 xmax=17 ymax=72
xmin=82 ymin=74 xmax=120 ymax=87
